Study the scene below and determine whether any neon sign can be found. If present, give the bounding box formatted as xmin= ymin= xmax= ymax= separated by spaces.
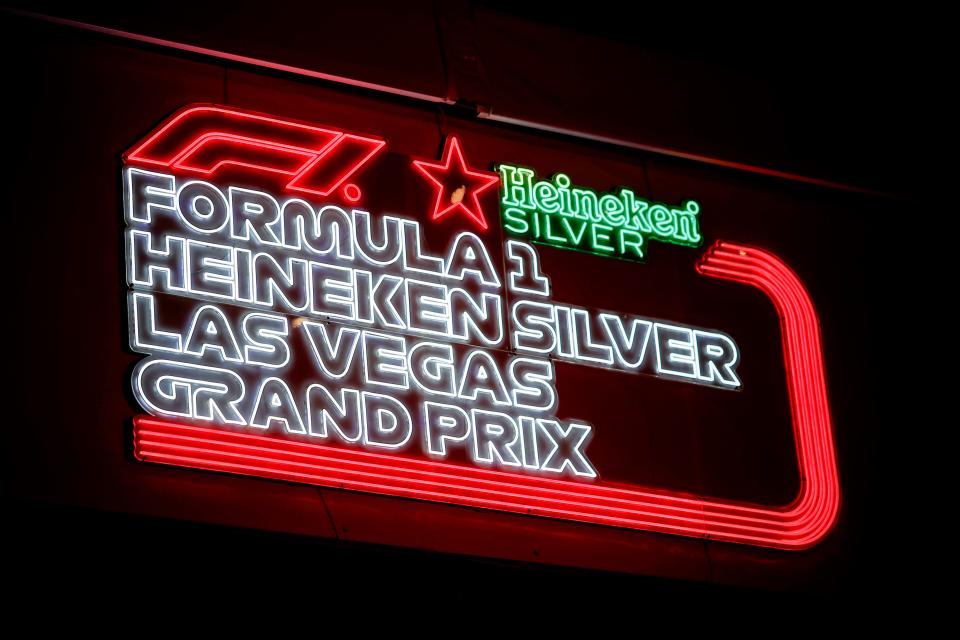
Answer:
xmin=498 ymin=163 xmax=702 ymax=261
xmin=125 ymin=104 xmax=839 ymax=550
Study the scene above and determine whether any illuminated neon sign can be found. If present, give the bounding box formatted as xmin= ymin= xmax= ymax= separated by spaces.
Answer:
xmin=125 ymin=104 xmax=839 ymax=550
xmin=498 ymin=163 xmax=702 ymax=261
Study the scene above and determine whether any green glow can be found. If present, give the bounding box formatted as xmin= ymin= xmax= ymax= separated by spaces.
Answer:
xmin=497 ymin=163 xmax=702 ymax=262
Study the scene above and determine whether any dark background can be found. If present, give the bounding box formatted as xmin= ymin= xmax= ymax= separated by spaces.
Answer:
xmin=2 ymin=1 xmax=928 ymax=611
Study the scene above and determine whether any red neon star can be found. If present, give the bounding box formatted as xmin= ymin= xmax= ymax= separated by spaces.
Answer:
xmin=411 ymin=135 xmax=500 ymax=231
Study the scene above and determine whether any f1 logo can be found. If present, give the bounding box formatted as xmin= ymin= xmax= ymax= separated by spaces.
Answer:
xmin=124 ymin=104 xmax=386 ymax=203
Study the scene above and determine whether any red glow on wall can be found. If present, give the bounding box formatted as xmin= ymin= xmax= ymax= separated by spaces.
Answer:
xmin=133 ymin=241 xmax=839 ymax=550
xmin=125 ymin=104 xmax=386 ymax=202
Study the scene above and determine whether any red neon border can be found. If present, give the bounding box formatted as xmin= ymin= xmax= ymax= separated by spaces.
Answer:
xmin=132 ymin=241 xmax=839 ymax=550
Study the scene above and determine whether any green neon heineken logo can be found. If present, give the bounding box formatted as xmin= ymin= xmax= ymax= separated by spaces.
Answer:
xmin=497 ymin=163 xmax=702 ymax=262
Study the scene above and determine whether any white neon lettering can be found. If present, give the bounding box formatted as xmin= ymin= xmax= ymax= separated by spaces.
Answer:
xmin=125 ymin=168 xmax=743 ymax=485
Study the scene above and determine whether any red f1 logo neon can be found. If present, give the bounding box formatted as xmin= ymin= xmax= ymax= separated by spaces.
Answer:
xmin=130 ymin=242 xmax=840 ymax=550
xmin=124 ymin=104 xmax=386 ymax=204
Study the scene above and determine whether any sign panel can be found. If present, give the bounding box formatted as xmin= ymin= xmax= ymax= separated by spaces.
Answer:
xmin=124 ymin=104 xmax=839 ymax=550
